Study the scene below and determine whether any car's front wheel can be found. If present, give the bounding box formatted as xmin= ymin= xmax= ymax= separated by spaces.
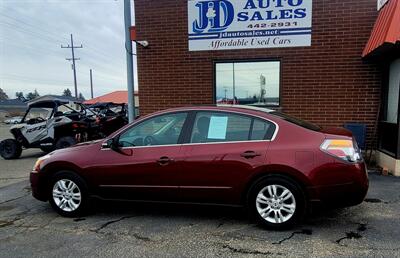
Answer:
xmin=248 ymin=175 xmax=306 ymax=230
xmin=49 ymin=171 xmax=89 ymax=217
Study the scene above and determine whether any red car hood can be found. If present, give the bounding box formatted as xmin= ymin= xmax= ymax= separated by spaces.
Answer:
xmin=50 ymin=139 xmax=103 ymax=156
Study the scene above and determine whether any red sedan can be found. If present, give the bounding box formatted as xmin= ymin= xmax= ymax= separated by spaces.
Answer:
xmin=30 ymin=105 xmax=368 ymax=229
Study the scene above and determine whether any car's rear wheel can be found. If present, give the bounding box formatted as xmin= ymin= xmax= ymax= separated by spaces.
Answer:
xmin=48 ymin=171 xmax=89 ymax=217
xmin=248 ymin=175 xmax=306 ymax=230
xmin=0 ymin=139 xmax=22 ymax=160
xmin=55 ymin=136 xmax=76 ymax=150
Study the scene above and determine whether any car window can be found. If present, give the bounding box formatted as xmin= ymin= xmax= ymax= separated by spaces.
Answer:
xmin=190 ymin=112 xmax=252 ymax=143
xmin=251 ymin=119 xmax=275 ymax=140
xmin=118 ymin=112 xmax=187 ymax=147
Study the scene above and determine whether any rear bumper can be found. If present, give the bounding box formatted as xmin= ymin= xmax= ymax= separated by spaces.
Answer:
xmin=308 ymin=162 xmax=369 ymax=208
xmin=30 ymin=171 xmax=48 ymax=202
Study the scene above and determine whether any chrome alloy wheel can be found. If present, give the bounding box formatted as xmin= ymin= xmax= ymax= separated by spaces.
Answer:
xmin=52 ymin=179 xmax=81 ymax=212
xmin=256 ymin=184 xmax=296 ymax=224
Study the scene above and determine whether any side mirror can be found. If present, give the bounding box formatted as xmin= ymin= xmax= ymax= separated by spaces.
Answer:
xmin=102 ymin=138 xmax=132 ymax=156
xmin=101 ymin=139 xmax=114 ymax=149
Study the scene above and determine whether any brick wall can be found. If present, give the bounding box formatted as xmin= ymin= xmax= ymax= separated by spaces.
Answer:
xmin=135 ymin=0 xmax=381 ymax=144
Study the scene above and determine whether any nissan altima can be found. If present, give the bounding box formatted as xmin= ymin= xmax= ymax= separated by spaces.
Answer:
xmin=30 ymin=105 xmax=368 ymax=229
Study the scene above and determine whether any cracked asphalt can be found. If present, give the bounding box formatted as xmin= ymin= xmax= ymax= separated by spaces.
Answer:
xmin=1 ymin=124 xmax=400 ymax=257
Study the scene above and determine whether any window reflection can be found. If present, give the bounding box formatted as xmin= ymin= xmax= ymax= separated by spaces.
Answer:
xmin=216 ymin=61 xmax=280 ymax=106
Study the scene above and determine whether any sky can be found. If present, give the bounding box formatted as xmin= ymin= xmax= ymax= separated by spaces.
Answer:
xmin=0 ymin=0 xmax=137 ymax=100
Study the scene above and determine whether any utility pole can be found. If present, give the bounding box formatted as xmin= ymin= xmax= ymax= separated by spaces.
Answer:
xmin=62 ymin=34 xmax=83 ymax=99
xmin=124 ymin=0 xmax=136 ymax=123
xmin=223 ymin=86 xmax=228 ymax=100
xmin=90 ymin=69 xmax=94 ymax=99
xmin=232 ymin=62 xmax=236 ymax=103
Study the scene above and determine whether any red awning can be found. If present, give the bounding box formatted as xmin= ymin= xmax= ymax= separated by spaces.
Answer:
xmin=84 ymin=90 xmax=138 ymax=105
xmin=362 ymin=0 xmax=400 ymax=57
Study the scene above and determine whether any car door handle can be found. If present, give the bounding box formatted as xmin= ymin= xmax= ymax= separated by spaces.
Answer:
xmin=157 ymin=156 xmax=173 ymax=166
xmin=240 ymin=151 xmax=261 ymax=159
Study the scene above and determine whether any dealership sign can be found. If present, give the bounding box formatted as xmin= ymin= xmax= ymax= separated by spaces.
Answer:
xmin=188 ymin=0 xmax=312 ymax=51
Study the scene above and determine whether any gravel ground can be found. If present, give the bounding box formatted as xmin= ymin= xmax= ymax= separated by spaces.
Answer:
xmin=0 ymin=124 xmax=399 ymax=257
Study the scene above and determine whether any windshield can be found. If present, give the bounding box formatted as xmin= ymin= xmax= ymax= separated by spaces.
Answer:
xmin=57 ymin=104 xmax=82 ymax=115
xmin=23 ymin=107 xmax=53 ymax=122
xmin=270 ymin=111 xmax=321 ymax=131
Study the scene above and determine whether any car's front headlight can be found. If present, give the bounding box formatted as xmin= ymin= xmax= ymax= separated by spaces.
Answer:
xmin=33 ymin=154 xmax=51 ymax=172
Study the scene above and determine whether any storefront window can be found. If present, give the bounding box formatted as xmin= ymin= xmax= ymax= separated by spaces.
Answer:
xmin=386 ymin=59 xmax=400 ymax=124
xmin=215 ymin=61 xmax=280 ymax=107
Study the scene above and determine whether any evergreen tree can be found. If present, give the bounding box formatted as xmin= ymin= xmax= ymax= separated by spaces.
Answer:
xmin=78 ymin=92 xmax=85 ymax=101
xmin=15 ymin=92 xmax=25 ymax=101
xmin=63 ymin=88 xmax=72 ymax=97
xmin=0 ymin=88 xmax=9 ymax=100
xmin=26 ymin=89 xmax=40 ymax=101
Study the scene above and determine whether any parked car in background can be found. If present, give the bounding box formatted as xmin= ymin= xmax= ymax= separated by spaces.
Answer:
xmin=4 ymin=116 xmax=23 ymax=124
xmin=30 ymin=105 xmax=368 ymax=229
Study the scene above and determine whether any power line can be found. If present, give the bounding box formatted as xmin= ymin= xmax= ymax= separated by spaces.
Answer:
xmin=0 ymin=16 xmax=119 ymax=63
xmin=1 ymin=73 xmax=73 ymax=85
xmin=0 ymin=13 xmax=69 ymax=42
xmin=61 ymin=34 xmax=83 ymax=98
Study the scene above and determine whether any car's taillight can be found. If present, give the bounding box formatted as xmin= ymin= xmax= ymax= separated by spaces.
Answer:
xmin=321 ymin=139 xmax=362 ymax=162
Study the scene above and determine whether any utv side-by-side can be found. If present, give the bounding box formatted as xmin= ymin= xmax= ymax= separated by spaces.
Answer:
xmin=0 ymin=99 xmax=100 ymax=159
xmin=88 ymin=102 xmax=128 ymax=136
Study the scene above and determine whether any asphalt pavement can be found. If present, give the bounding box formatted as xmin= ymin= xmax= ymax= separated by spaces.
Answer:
xmin=0 ymin=124 xmax=400 ymax=257
xmin=0 ymin=124 xmax=44 ymax=188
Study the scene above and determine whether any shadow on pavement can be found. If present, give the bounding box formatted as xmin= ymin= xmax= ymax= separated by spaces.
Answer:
xmin=18 ymin=151 xmax=45 ymax=159
xmin=91 ymin=199 xmax=247 ymax=221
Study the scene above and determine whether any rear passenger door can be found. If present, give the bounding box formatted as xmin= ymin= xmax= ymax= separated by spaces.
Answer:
xmin=179 ymin=111 xmax=276 ymax=205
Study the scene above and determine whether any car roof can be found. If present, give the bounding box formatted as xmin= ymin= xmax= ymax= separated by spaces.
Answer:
xmin=156 ymin=105 xmax=275 ymax=118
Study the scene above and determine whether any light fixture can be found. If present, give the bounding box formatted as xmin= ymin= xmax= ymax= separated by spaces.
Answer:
xmin=135 ymin=40 xmax=149 ymax=48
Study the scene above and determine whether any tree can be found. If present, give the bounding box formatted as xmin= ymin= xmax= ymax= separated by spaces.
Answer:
xmin=78 ymin=92 xmax=85 ymax=101
xmin=0 ymin=88 xmax=9 ymax=100
xmin=62 ymin=88 xmax=72 ymax=97
xmin=15 ymin=92 xmax=25 ymax=101
xmin=25 ymin=89 xmax=40 ymax=101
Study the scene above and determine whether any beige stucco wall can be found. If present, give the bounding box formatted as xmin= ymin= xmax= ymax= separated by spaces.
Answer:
xmin=377 ymin=151 xmax=400 ymax=176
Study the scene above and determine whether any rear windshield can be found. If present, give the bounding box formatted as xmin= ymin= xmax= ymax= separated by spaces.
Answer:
xmin=270 ymin=111 xmax=321 ymax=131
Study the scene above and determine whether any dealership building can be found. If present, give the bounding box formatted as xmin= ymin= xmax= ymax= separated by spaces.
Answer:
xmin=134 ymin=0 xmax=400 ymax=175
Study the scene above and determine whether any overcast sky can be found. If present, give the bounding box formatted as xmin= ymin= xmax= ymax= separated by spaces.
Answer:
xmin=0 ymin=0 xmax=137 ymax=100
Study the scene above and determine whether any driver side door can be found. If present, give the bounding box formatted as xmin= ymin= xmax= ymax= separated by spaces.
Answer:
xmin=92 ymin=112 xmax=189 ymax=202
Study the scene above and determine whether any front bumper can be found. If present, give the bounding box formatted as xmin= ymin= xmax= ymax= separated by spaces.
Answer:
xmin=30 ymin=171 xmax=48 ymax=202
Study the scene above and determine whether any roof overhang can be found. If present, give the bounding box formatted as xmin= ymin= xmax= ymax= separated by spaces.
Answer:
xmin=362 ymin=0 xmax=400 ymax=59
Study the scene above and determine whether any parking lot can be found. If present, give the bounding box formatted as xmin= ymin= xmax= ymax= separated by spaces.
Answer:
xmin=1 ymin=123 xmax=400 ymax=257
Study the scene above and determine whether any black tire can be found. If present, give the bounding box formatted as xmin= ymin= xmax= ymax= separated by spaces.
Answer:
xmin=48 ymin=171 xmax=89 ymax=217
xmin=0 ymin=139 xmax=22 ymax=160
xmin=247 ymin=175 xmax=306 ymax=230
xmin=40 ymin=145 xmax=55 ymax=153
xmin=55 ymin=136 xmax=77 ymax=150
